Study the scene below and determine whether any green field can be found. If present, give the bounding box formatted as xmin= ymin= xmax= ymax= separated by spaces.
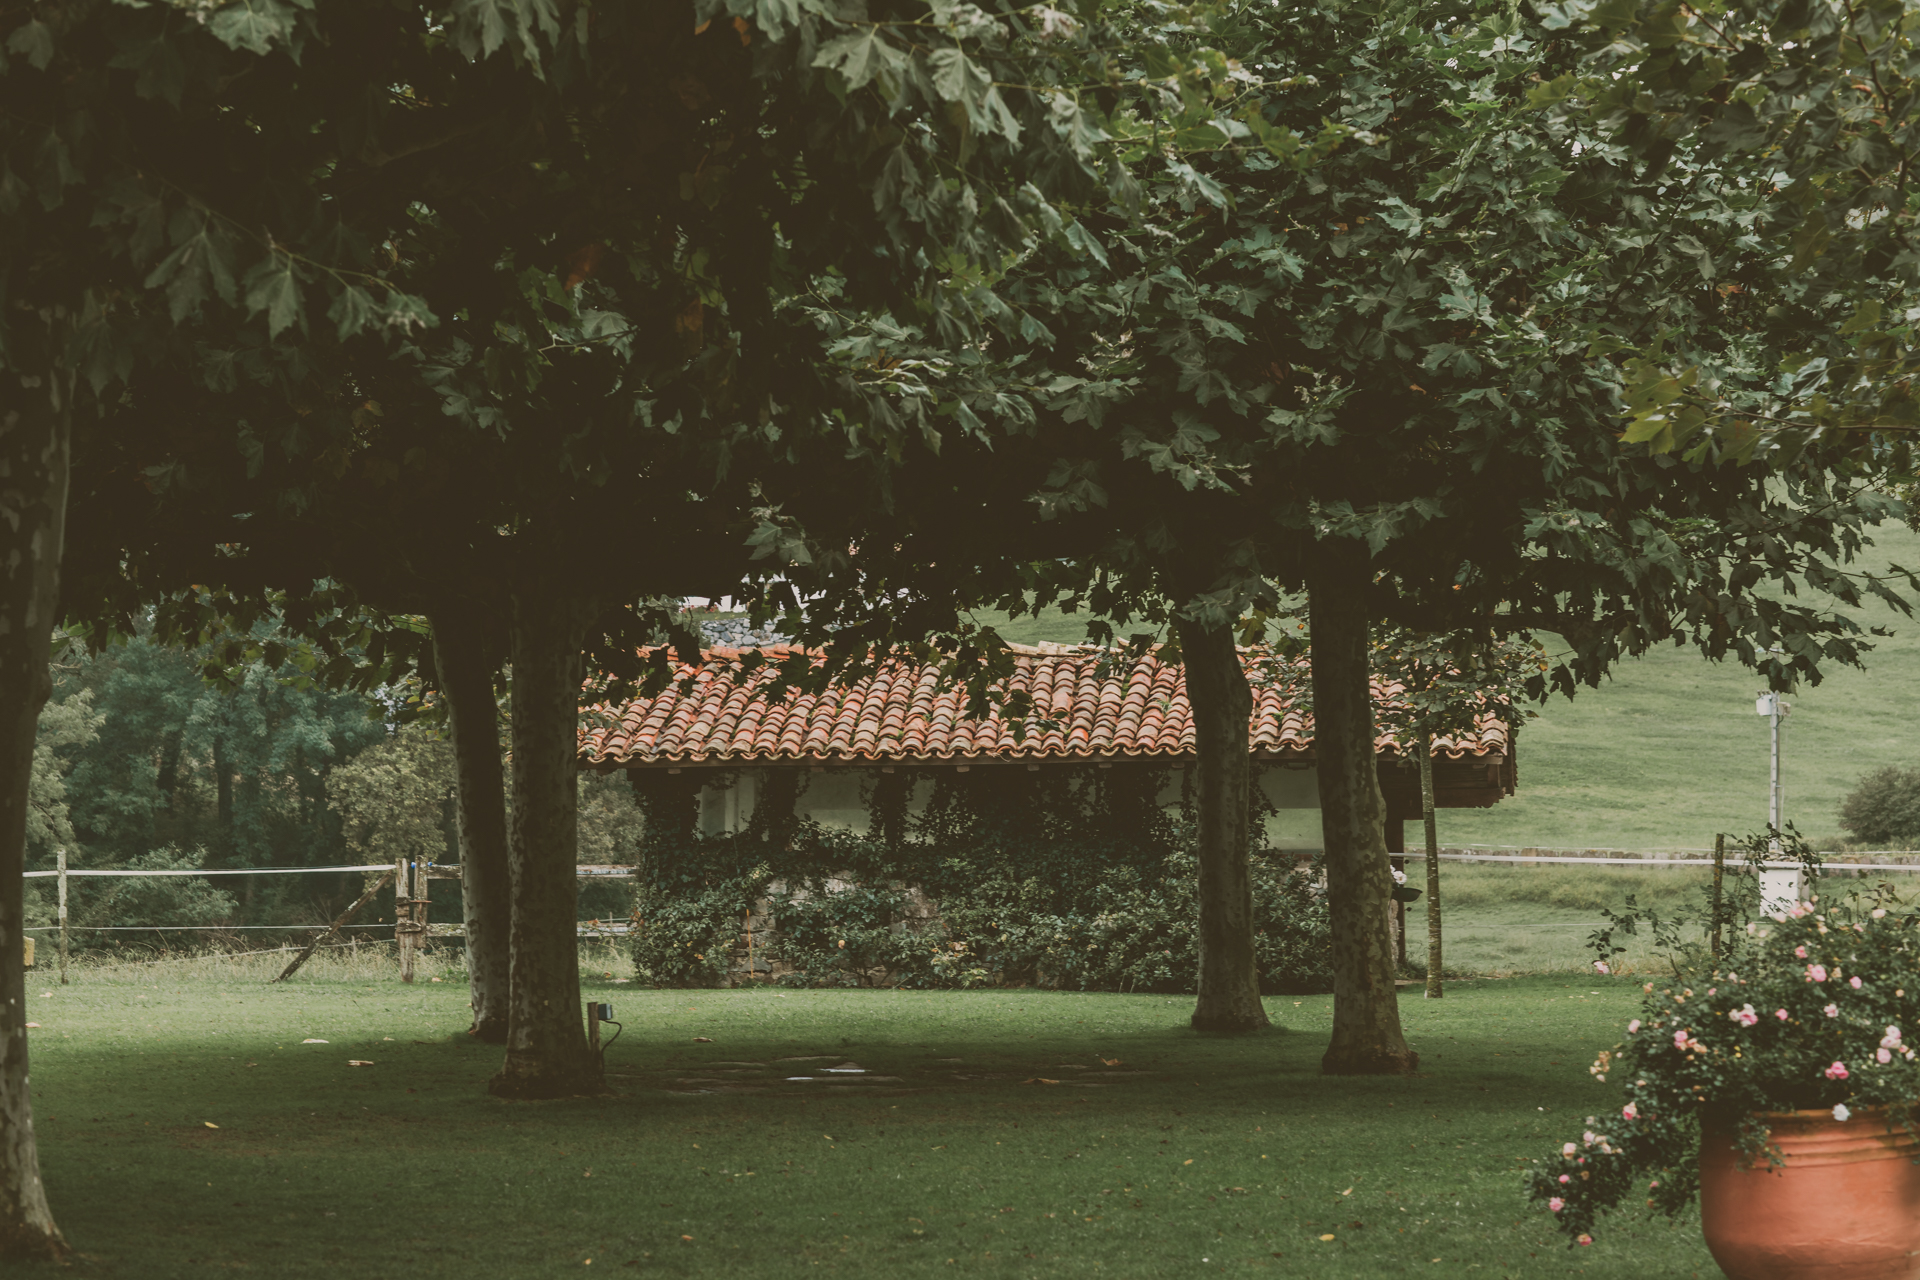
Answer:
xmin=13 ymin=957 xmax=1716 ymax=1280
xmin=990 ymin=522 xmax=1920 ymax=851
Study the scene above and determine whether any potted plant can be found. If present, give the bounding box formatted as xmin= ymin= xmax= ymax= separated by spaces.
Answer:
xmin=1528 ymin=885 xmax=1920 ymax=1279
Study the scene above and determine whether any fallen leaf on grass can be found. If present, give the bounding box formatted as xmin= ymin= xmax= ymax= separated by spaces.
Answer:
xmin=1021 ymin=1078 xmax=1060 ymax=1086
xmin=693 ymin=1037 xmax=714 ymax=1043
xmin=347 ymin=1060 xmax=374 ymax=1067
xmin=204 ymin=1122 xmax=219 ymax=1129
xmin=1183 ymin=1159 xmax=1194 ymax=1166
xmin=23 ymin=1023 xmax=37 ymax=1029
xmin=679 ymin=1235 xmax=694 ymax=1242
xmin=1319 ymin=1234 xmax=1335 ymax=1242
xmin=301 ymin=1038 xmax=329 ymax=1044
xmin=1340 ymin=1187 xmax=1353 ymax=1195
xmin=1100 ymin=1057 xmax=1124 ymax=1067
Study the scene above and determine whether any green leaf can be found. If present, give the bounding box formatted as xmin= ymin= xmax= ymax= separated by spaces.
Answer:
xmin=143 ymin=216 xmax=241 ymax=320
xmin=813 ymin=27 xmax=909 ymax=92
xmin=929 ymin=46 xmax=989 ymax=103
xmin=209 ymin=0 xmax=300 ymax=56
xmin=326 ymin=284 xmax=380 ymax=342
xmin=242 ymin=253 xmax=304 ymax=337
xmin=6 ymin=19 xmax=54 ymax=71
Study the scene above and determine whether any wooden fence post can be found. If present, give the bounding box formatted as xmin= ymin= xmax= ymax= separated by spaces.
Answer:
xmin=1710 ymin=833 xmax=1726 ymax=960
xmin=396 ymin=854 xmax=416 ymax=983
xmin=57 ymin=848 xmax=68 ymax=986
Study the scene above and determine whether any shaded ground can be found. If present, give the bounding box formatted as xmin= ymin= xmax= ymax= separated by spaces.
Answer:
xmin=9 ymin=971 xmax=1719 ymax=1279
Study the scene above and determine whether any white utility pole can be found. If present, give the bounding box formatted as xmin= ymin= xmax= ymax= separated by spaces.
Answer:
xmin=1755 ymin=690 xmax=1798 ymax=911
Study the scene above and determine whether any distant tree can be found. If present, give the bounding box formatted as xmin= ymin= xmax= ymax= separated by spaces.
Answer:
xmin=1838 ymin=767 xmax=1920 ymax=850
xmin=328 ymin=722 xmax=457 ymax=872
xmin=25 ymin=688 xmax=100 ymax=866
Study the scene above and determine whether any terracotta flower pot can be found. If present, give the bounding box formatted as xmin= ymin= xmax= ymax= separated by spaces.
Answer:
xmin=1700 ymin=1107 xmax=1920 ymax=1280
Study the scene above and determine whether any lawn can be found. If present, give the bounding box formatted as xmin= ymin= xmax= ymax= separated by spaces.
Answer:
xmin=989 ymin=521 xmax=1920 ymax=852
xmin=13 ymin=957 xmax=1722 ymax=1280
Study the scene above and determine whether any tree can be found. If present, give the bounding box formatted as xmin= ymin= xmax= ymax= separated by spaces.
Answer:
xmin=1533 ymin=0 xmax=1920 ymax=466
xmin=0 ymin=0 xmax=529 ymax=1253
xmin=751 ymin=0 xmax=1909 ymax=1074
xmin=44 ymin=0 xmax=1237 ymax=1103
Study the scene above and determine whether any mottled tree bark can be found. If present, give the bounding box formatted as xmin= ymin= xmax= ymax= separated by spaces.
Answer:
xmin=1420 ymin=729 xmax=1444 ymax=1000
xmin=1310 ymin=542 xmax=1418 ymax=1075
xmin=430 ymin=613 xmax=511 ymax=1044
xmin=0 ymin=374 xmax=71 ymax=1261
xmin=489 ymin=587 xmax=604 ymax=1098
xmin=1175 ymin=616 xmax=1269 ymax=1033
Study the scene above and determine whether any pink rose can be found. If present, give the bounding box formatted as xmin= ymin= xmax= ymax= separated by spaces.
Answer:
xmin=1825 ymin=1004 xmax=1840 ymax=1018
xmin=1558 ymin=1174 xmax=1570 ymax=1184
xmin=1808 ymin=965 xmax=1828 ymax=983
xmin=1795 ymin=946 xmax=1808 ymax=958
xmin=1622 ymin=1103 xmax=1638 ymax=1120
xmin=1851 ymin=976 xmax=1864 ymax=989
xmin=1562 ymin=1143 xmax=1577 ymax=1157
xmin=1577 ymin=1234 xmax=1594 ymax=1246
xmin=1825 ymin=1061 xmax=1850 ymax=1080
xmin=1627 ymin=1019 xmax=1641 ymax=1033
xmin=1549 ymin=1197 xmax=1565 ymax=1213
xmin=1777 ymin=1009 xmax=1791 ymax=1021
xmin=1674 ymin=1029 xmax=1690 ymax=1050
xmin=1878 ymin=1048 xmax=1893 ymax=1064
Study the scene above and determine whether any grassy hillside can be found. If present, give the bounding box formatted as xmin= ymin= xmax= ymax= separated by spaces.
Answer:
xmin=987 ymin=521 xmax=1920 ymax=851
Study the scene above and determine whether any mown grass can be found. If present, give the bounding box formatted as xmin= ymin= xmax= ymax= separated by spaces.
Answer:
xmin=11 ymin=962 xmax=1722 ymax=1280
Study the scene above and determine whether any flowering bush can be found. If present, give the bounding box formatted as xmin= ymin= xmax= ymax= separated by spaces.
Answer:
xmin=1528 ymin=885 xmax=1920 ymax=1244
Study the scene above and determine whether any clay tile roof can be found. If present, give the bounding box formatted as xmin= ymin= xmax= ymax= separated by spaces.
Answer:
xmin=579 ymin=645 xmax=1514 ymax=769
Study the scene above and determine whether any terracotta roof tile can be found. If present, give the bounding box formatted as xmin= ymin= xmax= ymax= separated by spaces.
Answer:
xmin=580 ymin=647 xmax=1514 ymax=768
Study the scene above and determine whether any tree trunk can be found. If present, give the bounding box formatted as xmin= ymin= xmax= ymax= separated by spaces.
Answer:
xmin=489 ymin=587 xmax=603 ymax=1098
xmin=1174 ymin=615 xmax=1269 ymax=1033
xmin=430 ymin=612 xmax=511 ymax=1044
xmin=1309 ymin=542 xmax=1417 ymax=1075
xmin=1420 ymin=729 xmax=1443 ymax=999
xmin=0 ymin=375 xmax=72 ymax=1261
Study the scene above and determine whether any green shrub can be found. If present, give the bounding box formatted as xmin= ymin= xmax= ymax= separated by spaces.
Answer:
xmin=625 ymin=764 xmax=1335 ymax=994
xmin=1838 ymin=766 xmax=1920 ymax=848
xmin=629 ymin=879 xmax=752 ymax=988
xmin=764 ymin=883 xmax=934 ymax=988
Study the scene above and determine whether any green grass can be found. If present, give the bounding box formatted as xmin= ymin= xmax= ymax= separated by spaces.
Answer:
xmin=1414 ymin=863 xmax=1712 ymax=978
xmin=12 ymin=958 xmax=1724 ymax=1280
xmin=990 ymin=521 xmax=1920 ymax=851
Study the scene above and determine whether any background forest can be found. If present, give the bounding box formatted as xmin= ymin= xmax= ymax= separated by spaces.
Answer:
xmin=24 ymin=630 xmax=644 ymax=944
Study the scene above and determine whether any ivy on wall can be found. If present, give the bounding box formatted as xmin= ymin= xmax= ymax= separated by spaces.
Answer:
xmin=624 ymin=763 xmax=1334 ymax=993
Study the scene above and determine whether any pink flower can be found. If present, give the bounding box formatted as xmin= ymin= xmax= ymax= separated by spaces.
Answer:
xmin=1558 ymin=1174 xmax=1570 ymax=1184
xmin=1622 ymin=1103 xmax=1638 ymax=1120
xmin=1577 ymin=1234 xmax=1594 ymax=1246
xmin=1674 ymin=1029 xmax=1690 ymax=1050
xmin=1825 ymin=1004 xmax=1840 ymax=1018
xmin=1795 ymin=946 xmax=1809 ymax=958
xmin=1851 ymin=976 xmax=1864 ymax=990
xmin=1549 ymin=1197 xmax=1565 ymax=1213
xmin=1562 ymin=1143 xmax=1578 ymax=1157
xmin=1627 ymin=1019 xmax=1641 ymax=1033
xmin=1594 ymin=961 xmax=1610 ymax=974
xmin=1808 ymin=965 xmax=1829 ymax=983
xmin=1777 ymin=1009 xmax=1792 ymax=1021
xmin=1730 ymin=1004 xmax=1758 ymax=1027
xmin=1825 ymin=1061 xmax=1851 ymax=1080
xmin=1878 ymin=1048 xmax=1893 ymax=1064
